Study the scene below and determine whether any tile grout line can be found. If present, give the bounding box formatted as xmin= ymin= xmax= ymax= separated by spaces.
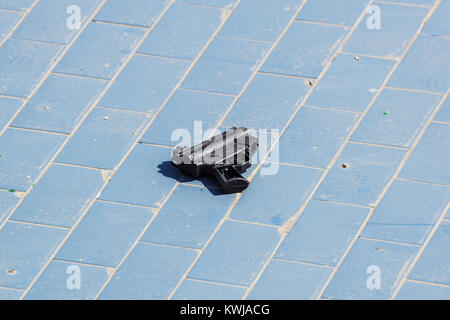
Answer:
xmin=395 ymin=176 xmax=450 ymax=187
xmin=92 ymin=0 xmax=244 ymax=299
xmin=384 ymin=85 xmax=445 ymax=95
xmin=314 ymin=8 xmax=447 ymax=297
xmin=375 ymin=0 xmax=434 ymax=8
xmin=340 ymin=50 xmax=399 ymax=61
xmin=406 ymin=278 xmax=450 ymax=289
xmin=16 ymin=0 xmax=176 ymax=299
xmin=357 ymin=236 xmax=422 ymax=247
xmin=184 ymin=277 xmax=249 ymax=289
xmin=0 ymin=0 xmax=40 ymax=50
xmin=272 ymin=257 xmax=335 ymax=269
xmin=391 ymin=202 xmax=450 ymax=299
xmin=0 ymin=0 xmax=110 ymax=233
xmin=347 ymin=140 xmax=409 ymax=150
xmin=166 ymin=0 xmax=315 ymax=300
xmin=239 ymin=0 xmax=381 ymax=300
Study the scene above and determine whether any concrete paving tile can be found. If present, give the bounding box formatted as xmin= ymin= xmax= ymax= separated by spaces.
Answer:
xmin=276 ymin=200 xmax=370 ymax=266
xmin=189 ymin=220 xmax=280 ymax=286
xmin=24 ymin=260 xmax=109 ymax=300
xmin=182 ymin=36 xmax=271 ymax=95
xmin=54 ymin=22 xmax=146 ymax=79
xmin=56 ymin=201 xmax=153 ymax=267
xmin=261 ymin=21 xmax=347 ymax=78
xmin=0 ymin=39 xmax=63 ymax=98
xmin=138 ymin=3 xmax=223 ymax=60
xmin=12 ymin=74 xmax=107 ymax=134
xmin=95 ymin=0 xmax=170 ymax=27
xmin=399 ymin=122 xmax=450 ymax=185
xmin=99 ymin=242 xmax=197 ymax=299
xmin=0 ymin=222 xmax=67 ymax=289
xmin=0 ymin=128 xmax=65 ymax=191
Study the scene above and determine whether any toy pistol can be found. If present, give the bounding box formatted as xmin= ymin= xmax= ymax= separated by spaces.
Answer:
xmin=171 ymin=127 xmax=258 ymax=193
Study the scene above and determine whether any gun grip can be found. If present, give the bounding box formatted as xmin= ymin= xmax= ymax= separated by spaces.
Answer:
xmin=212 ymin=165 xmax=250 ymax=194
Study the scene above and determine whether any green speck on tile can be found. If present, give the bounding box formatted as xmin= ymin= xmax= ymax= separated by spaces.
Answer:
xmin=383 ymin=111 xmax=389 ymax=115
xmin=8 ymin=189 xmax=16 ymax=193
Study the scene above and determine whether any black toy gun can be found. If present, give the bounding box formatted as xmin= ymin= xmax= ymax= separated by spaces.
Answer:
xmin=171 ymin=127 xmax=258 ymax=193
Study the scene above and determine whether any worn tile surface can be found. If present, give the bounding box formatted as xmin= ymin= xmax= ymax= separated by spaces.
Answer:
xmin=0 ymin=0 xmax=448 ymax=300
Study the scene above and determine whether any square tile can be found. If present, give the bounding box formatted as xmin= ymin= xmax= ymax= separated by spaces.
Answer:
xmin=434 ymin=96 xmax=450 ymax=123
xmin=25 ymin=260 xmax=109 ymax=300
xmin=422 ymin=0 xmax=449 ymax=36
xmin=56 ymin=201 xmax=153 ymax=267
xmin=0 ymin=128 xmax=65 ymax=191
xmin=56 ymin=107 xmax=149 ymax=170
xmin=248 ymin=260 xmax=331 ymax=299
xmin=189 ymin=220 xmax=280 ymax=286
xmin=11 ymin=164 xmax=105 ymax=228
xmin=54 ymin=22 xmax=146 ymax=79
xmin=182 ymin=36 xmax=271 ymax=95
xmin=99 ymin=144 xmax=181 ymax=207
xmin=399 ymin=123 xmax=450 ymax=185
xmin=344 ymin=3 xmax=428 ymax=58
xmin=0 ymin=96 xmax=23 ymax=133
xmin=222 ymin=73 xmax=310 ymax=131
xmin=0 ymin=39 xmax=63 ymax=98
xmin=230 ymin=164 xmax=323 ymax=226
xmin=0 ymin=287 xmax=22 ymax=300
xmin=138 ymin=3 xmax=223 ymax=60
xmin=0 ymin=189 xmax=20 ymax=226
xmin=351 ymin=89 xmax=441 ymax=147
xmin=173 ymin=279 xmax=245 ymax=300
xmin=220 ymin=0 xmax=303 ymax=42
xmin=323 ymin=238 xmax=418 ymax=299
xmin=362 ymin=180 xmax=450 ymax=245
xmin=276 ymin=201 xmax=369 ymax=266
xmin=388 ymin=35 xmax=450 ymax=93
xmin=99 ymin=242 xmax=197 ymax=299
xmin=95 ymin=0 xmax=170 ymax=27
xmin=306 ymin=54 xmax=395 ymax=112
xmin=142 ymin=184 xmax=235 ymax=249
xmin=0 ymin=222 xmax=67 ymax=289
xmin=141 ymin=89 xmax=233 ymax=146
xmin=13 ymin=0 xmax=102 ymax=44
xmin=315 ymin=143 xmax=406 ymax=206
xmin=12 ymin=74 xmax=107 ymax=134
xmin=0 ymin=0 xmax=34 ymax=10
xmin=261 ymin=21 xmax=347 ymax=78
xmin=277 ymin=106 xmax=360 ymax=168
xmin=408 ymin=221 xmax=450 ymax=286
xmin=0 ymin=10 xmax=22 ymax=42
xmin=396 ymin=281 xmax=450 ymax=300
xmin=99 ymin=54 xmax=190 ymax=113
xmin=296 ymin=0 xmax=369 ymax=26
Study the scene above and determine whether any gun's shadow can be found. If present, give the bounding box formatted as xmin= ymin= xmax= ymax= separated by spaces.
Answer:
xmin=158 ymin=161 xmax=227 ymax=196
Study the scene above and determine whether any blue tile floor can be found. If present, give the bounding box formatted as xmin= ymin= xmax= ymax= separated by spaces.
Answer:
xmin=0 ymin=0 xmax=448 ymax=300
